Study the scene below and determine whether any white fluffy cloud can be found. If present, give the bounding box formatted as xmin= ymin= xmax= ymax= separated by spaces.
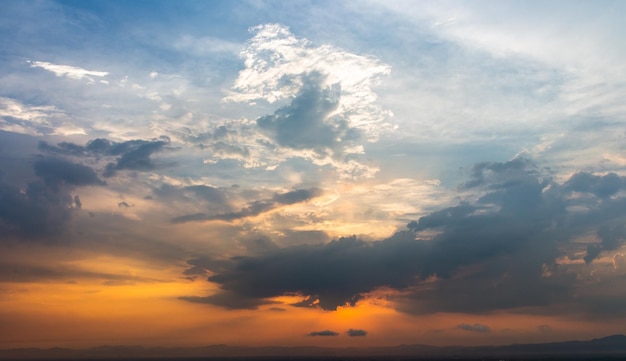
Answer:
xmin=225 ymin=24 xmax=394 ymax=141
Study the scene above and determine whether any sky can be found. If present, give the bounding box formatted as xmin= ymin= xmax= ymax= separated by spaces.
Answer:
xmin=1 ymin=0 xmax=626 ymax=350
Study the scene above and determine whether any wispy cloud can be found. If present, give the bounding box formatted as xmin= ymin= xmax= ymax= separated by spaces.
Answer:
xmin=29 ymin=61 xmax=109 ymax=81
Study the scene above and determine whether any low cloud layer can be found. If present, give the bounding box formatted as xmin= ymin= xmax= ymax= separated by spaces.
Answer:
xmin=308 ymin=330 xmax=339 ymax=337
xmin=347 ymin=329 xmax=368 ymax=337
xmin=184 ymin=158 xmax=626 ymax=315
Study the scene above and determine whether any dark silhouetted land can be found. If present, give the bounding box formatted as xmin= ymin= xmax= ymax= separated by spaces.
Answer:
xmin=1 ymin=334 xmax=626 ymax=360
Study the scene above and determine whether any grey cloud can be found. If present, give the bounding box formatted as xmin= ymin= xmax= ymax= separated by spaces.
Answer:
xmin=152 ymin=184 xmax=231 ymax=217
xmin=38 ymin=141 xmax=88 ymax=156
xmin=172 ymin=187 xmax=322 ymax=223
xmin=34 ymin=157 xmax=105 ymax=187
xmin=184 ymin=185 xmax=229 ymax=204
xmin=457 ymin=323 xmax=490 ymax=333
xmin=564 ymin=172 xmax=625 ymax=199
xmin=184 ymin=125 xmax=237 ymax=144
xmin=308 ymin=330 xmax=339 ymax=337
xmin=273 ymin=188 xmax=322 ymax=204
xmin=0 ymin=150 xmax=104 ymax=240
xmin=179 ymin=291 xmax=276 ymax=310
xmin=464 ymin=157 xmax=540 ymax=190
xmin=0 ymin=181 xmax=75 ymax=239
xmin=347 ymin=329 xmax=368 ymax=337
xmin=179 ymin=125 xmax=251 ymax=161
xmin=257 ymin=73 xmax=360 ymax=158
xmin=188 ymin=234 xmax=428 ymax=310
xmin=242 ymin=237 xmax=280 ymax=255
xmin=103 ymin=139 xmax=170 ymax=177
xmin=186 ymin=158 xmax=626 ymax=315
xmin=584 ymin=221 xmax=626 ymax=264
xmin=39 ymin=137 xmax=173 ymax=178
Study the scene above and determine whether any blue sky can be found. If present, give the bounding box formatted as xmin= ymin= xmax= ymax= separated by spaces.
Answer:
xmin=1 ymin=0 xmax=626 ymax=349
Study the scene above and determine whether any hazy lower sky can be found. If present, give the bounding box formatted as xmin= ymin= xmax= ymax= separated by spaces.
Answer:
xmin=1 ymin=0 xmax=626 ymax=349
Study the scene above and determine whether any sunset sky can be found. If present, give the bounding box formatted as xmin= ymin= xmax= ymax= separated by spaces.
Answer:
xmin=2 ymin=0 xmax=626 ymax=350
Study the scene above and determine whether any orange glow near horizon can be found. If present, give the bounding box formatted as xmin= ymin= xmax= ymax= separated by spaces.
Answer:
xmin=3 ymin=265 xmax=626 ymax=350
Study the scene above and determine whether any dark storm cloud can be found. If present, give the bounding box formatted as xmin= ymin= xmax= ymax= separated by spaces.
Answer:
xmin=183 ymin=158 xmax=626 ymax=315
xmin=0 ymin=150 xmax=103 ymax=240
xmin=347 ymin=329 xmax=368 ymax=337
xmin=308 ymin=330 xmax=339 ymax=337
xmin=39 ymin=137 xmax=173 ymax=177
xmin=0 ymin=161 xmax=105 ymax=241
xmin=183 ymin=234 xmax=429 ymax=310
xmin=457 ymin=324 xmax=490 ymax=333
xmin=0 ymin=180 xmax=75 ymax=238
xmin=172 ymin=187 xmax=322 ymax=223
xmin=256 ymin=73 xmax=360 ymax=158
xmin=34 ymin=157 xmax=105 ymax=187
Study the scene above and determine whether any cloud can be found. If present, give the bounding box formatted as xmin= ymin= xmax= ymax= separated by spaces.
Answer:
xmin=0 ymin=180 xmax=76 ymax=239
xmin=29 ymin=61 xmax=108 ymax=81
xmin=0 ymin=152 xmax=105 ymax=240
xmin=222 ymin=23 xmax=392 ymax=179
xmin=185 ymin=158 xmax=626 ymax=315
xmin=227 ymin=24 xmax=391 ymax=128
xmin=102 ymin=139 xmax=171 ymax=177
xmin=257 ymin=72 xmax=361 ymax=159
xmin=38 ymin=140 xmax=88 ymax=156
xmin=564 ymin=172 xmax=625 ymax=199
xmin=172 ymin=187 xmax=322 ymax=223
xmin=308 ymin=330 xmax=339 ymax=337
xmin=457 ymin=323 xmax=490 ymax=333
xmin=0 ymin=261 xmax=159 ymax=284
xmin=179 ymin=292 xmax=276 ymax=310
xmin=174 ymin=35 xmax=242 ymax=55
xmin=34 ymin=158 xmax=105 ymax=187
xmin=39 ymin=137 xmax=173 ymax=177
xmin=347 ymin=328 xmax=368 ymax=337
xmin=0 ymin=97 xmax=63 ymax=135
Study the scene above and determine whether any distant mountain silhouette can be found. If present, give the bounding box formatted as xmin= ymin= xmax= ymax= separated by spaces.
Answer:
xmin=1 ymin=334 xmax=626 ymax=359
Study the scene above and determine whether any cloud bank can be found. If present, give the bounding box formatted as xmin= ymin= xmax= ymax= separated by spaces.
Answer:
xmin=185 ymin=158 xmax=626 ymax=316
